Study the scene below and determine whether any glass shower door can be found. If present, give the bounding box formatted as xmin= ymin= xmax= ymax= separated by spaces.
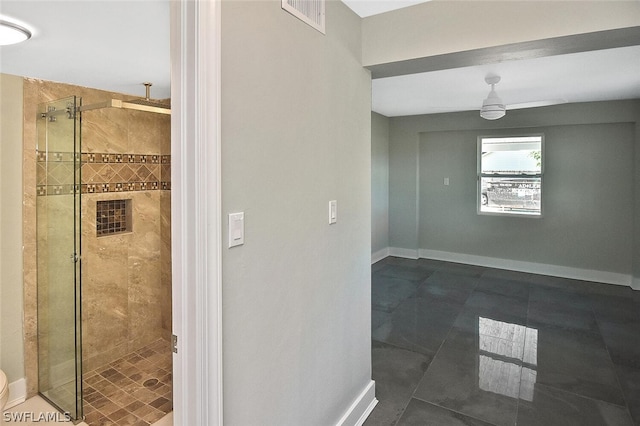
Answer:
xmin=36 ymin=96 xmax=83 ymax=420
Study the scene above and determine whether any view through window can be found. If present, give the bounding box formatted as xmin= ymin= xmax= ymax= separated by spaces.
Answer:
xmin=478 ymin=135 xmax=543 ymax=216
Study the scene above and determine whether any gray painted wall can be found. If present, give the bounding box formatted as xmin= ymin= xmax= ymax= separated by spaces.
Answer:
xmin=372 ymin=112 xmax=389 ymax=255
xmin=0 ymin=73 xmax=25 ymax=384
xmin=388 ymin=119 xmax=419 ymax=251
xmin=389 ymin=101 xmax=640 ymax=279
xmin=420 ymin=124 xmax=633 ymax=273
xmin=221 ymin=1 xmax=372 ymax=424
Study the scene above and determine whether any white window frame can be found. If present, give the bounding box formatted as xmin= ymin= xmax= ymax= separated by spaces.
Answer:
xmin=477 ymin=134 xmax=544 ymax=218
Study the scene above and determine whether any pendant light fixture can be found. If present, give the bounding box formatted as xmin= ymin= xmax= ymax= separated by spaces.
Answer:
xmin=0 ymin=20 xmax=32 ymax=46
xmin=480 ymin=75 xmax=506 ymax=120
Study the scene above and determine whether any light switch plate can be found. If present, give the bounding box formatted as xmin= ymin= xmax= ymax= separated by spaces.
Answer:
xmin=228 ymin=212 xmax=244 ymax=248
xmin=329 ymin=200 xmax=337 ymax=224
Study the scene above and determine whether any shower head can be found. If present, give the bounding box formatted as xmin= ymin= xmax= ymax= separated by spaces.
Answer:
xmin=78 ymin=82 xmax=171 ymax=115
xmin=127 ymin=82 xmax=170 ymax=109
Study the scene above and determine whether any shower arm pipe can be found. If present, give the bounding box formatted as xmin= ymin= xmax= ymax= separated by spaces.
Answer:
xmin=78 ymin=99 xmax=171 ymax=115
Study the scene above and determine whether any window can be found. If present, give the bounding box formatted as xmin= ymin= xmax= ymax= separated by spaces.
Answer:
xmin=478 ymin=135 xmax=543 ymax=216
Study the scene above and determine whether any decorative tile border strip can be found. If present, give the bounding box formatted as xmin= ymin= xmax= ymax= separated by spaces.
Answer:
xmin=83 ymin=153 xmax=170 ymax=165
xmin=36 ymin=184 xmax=80 ymax=196
xmin=83 ymin=181 xmax=160 ymax=193
xmin=36 ymin=151 xmax=80 ymax=162
xmin=36 ymin=150 xmax=171 ymax=196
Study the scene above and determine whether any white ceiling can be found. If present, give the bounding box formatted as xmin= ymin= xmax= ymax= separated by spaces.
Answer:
xmin=1 ymin=0 xmax=638 ymax=117
xmin=0 ymin=0 xmax=171 ymax=99
xmin=373 ymin=45 xmax=640 ymax=117
xmin=341 ymin=0 xmax=431 ymax=18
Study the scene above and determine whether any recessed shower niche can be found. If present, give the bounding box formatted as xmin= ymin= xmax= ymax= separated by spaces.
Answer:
xmin=32 ymin=78 xmax=172 ymax=424
xmin=96 ymin=199 xmax=132 ymax=237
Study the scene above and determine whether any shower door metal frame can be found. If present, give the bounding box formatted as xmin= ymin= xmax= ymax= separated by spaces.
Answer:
xmin=35 ymin=96 xmax=83 ymax=422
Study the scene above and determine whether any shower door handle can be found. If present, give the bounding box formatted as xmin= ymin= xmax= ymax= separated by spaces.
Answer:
xmin=70 ymin=253 xmax=79 ymax=263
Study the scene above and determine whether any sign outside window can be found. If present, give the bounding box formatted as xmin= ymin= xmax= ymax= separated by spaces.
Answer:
xmin=478 ymin=135 xmax=544 ymax=217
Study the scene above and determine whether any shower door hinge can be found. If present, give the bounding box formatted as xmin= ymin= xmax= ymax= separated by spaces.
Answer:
xmin=66 ymin=102 xmax=76 ymax=119
xmin=172 ymin=334 xmax=178 ymax=354
xmin=43 ymin=106 xmax=57 ymax=122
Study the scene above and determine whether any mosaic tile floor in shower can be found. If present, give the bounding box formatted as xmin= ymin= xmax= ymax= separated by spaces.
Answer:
xmin=83 ymin=339 xmax=173 ymax=426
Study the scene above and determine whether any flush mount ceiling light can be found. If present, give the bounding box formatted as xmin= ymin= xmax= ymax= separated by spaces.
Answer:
xmin=480 ymin=75 xmax=506 ymax=120
xmin=0 ymin=19 xmax=32 ymax=46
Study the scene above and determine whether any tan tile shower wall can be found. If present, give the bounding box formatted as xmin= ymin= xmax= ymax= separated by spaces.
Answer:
xmin=23 ymin=78 xmax=172 ymax=396
xmin=81 ymin=93 xmax=172 ymax=373
xmin=81 ymin=191 xmax=165 ymax=372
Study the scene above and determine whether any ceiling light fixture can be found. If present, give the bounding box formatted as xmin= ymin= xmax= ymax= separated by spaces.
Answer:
xmin=0 ymin=19 xmax=32 ymax=46
xmin=480 ymin=76 xmax=506 ymax=120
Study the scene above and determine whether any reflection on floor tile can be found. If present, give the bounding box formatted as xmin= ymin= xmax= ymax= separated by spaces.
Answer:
xmin=412 ymin=327 xmax=520 ymax=426
xmin=368 ymin=256 xmax=640 ymax=426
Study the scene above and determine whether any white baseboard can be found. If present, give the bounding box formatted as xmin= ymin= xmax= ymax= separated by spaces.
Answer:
xmin=419 ymin=248 xmax=632 ymax=287
xmin=5 ymin=378 xmax=26 ymax=410
xmin=371 ymin=248 xmax=390 ymax=264
xmin=336 ymin=380 xmax=377 ymax=426
xmin=388 ymin=247 xmax=419 ymax=260
xmin=376 ymin=246 xmax=633 ymax=288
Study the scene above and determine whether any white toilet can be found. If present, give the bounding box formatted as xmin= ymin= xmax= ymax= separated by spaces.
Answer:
xmin=0 ymin=369 xmax=8 ymax=411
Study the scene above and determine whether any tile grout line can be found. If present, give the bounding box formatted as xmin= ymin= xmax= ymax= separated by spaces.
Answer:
xmin=530 ymin=381 xmax=630 ymax=410
xmin=477 ymin=268 xmax=521 ymax=426
xmin=409 ymin=396 xmax=501 ymax=426
xmin=390 ymin=267 xmax=437 ymax=426
xmin=588 ymin=298 xmax=636 ymax=425
xmin=394 ymin=266 xmax=483 ymax=426
xmin=374 ymin=261 xmax=442 ymax=426
xmin=523 ymin=282 xmax=634 ymax=424
xmin=515 ymin=280 xmax=534 ymax=426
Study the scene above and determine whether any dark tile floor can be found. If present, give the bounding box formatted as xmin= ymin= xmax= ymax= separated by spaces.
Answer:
xmin=366 ymin=256 xmax=640 ymax=426
xmin=83 ymin=339 xmax=173 ymax=425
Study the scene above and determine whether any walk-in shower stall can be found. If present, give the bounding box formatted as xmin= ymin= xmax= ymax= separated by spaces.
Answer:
xmin=35 ymin=86 xmax=172 ymax=424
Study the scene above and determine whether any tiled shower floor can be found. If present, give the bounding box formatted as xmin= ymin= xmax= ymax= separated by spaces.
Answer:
xmin=83 ymin=339 xmax=173 ymax=425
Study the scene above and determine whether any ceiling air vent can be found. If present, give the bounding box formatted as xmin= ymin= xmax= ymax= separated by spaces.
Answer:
xmin=282 ymin=0 xmax=325 ymax=34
